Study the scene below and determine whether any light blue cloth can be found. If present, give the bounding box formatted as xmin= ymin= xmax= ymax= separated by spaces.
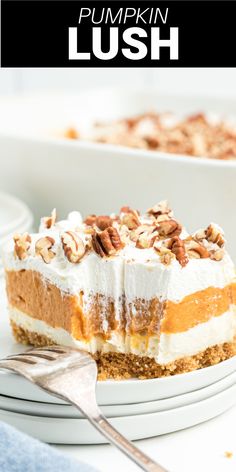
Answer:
xmin=0 ymin=421 xmax=98 ymax=472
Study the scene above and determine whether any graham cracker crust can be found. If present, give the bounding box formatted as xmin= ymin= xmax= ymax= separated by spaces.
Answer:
xmin=11 ymin=321 xmax=236 ymax=380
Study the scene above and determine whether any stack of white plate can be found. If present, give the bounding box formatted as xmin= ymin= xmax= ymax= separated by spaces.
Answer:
xmin=0 ymin=192 xmax=33 ymax=276
xmin=0 ymin=287 xmax=235 ymax=445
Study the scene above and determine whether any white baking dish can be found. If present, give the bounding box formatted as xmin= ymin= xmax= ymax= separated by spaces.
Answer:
xmin=0 ymin=88 xmax=236 ymax=259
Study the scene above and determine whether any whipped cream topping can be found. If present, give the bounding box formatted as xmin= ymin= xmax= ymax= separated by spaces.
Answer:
xmin=3 ymin=209 xmax=236 ymax=305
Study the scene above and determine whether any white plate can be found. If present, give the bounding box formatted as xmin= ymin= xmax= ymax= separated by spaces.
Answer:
xmin=1 ymin=369 xmax=236 ymax=418
xmin=1 ymin=383 xmax=236 ymax=444
xmin=1 ymin=279 xmax=236 ymax=405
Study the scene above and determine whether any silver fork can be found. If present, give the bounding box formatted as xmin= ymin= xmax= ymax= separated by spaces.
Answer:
xmin=0 ymin=346 xmax=168 ymax=472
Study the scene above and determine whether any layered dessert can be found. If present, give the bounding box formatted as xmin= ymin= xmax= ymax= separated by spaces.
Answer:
xmin=65 ymin=112 xmax=236 ymax=160
xmin=3 ymin=202 xmax=236 ymax=379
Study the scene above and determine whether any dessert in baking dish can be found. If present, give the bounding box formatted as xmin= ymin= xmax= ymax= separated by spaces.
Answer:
xmin=4 ymin=203 xmax=236 ymax=379
xmin=65 ymin=112 xmax=236 ymax=160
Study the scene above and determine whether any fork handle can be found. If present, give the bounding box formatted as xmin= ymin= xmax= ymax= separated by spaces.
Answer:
xmin=79 ymin=408 xmax=168 ymax=472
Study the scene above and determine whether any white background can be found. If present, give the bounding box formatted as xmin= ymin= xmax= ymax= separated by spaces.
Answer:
xmin=1 ymin=68 xmax=236 ymax=97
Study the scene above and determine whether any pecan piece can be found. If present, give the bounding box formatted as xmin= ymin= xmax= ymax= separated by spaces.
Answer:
xmin=92 ymin=227 xmax=123 ymax=257
xmin=120 ymin=206 xmax=140 ymax=215
xmin=185 ymin=240 xmax=209 ymax=259
xmin=158 ymin=219 xmax=182 ymax=238
xmin=121 ymin=210 xmax=140 ymax=230
xmin=206 ymin=224 xmax=225 ymax=248
xmin=210 ymin=248 xmax=225 ymax=261
xmin=35 ymin=236 xmax=55 ymax=264
xmin=84 ymin=214 xmax=113 ymax=230
xmin=154 ymin=244 xmax=175 ymax=265
xmin=193 ymin=228 xmax=207 ymax=242
xmin=130 ymin=224 xmax=155 ymax=242
xmin=84 ymin=214 xmax=97 ymax=226
xmin=167 ymin=236 xmax=189 ymax=267
xmin=95 ymin=215 xmax=113 ymax=230
xmin=120 ymin=206 xmax=140 ymax=229
xmin=42 ymin=208 xmax=57 ymax=229
xmin=135 ymin=227 xmax=159 ymax=249
xmin=14 ymin=233 xmax=31 ymax=260
xmin=147 ymin=201 xmax=173 ymax=220
xmin=61 ymin=231 xmax=86 ymax=263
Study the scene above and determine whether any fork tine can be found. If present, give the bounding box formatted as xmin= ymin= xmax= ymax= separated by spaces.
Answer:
xmin=2 ymin=356 xmax=36 ymax=365
xmin=16 ymin=352 xmax=56 ymax=361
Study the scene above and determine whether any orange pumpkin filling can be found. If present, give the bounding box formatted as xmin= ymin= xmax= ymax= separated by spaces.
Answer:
xmin=5 ymin=269 xmax=236 ymax=341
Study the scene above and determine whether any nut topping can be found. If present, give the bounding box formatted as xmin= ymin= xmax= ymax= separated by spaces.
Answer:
xmin=147 ymin=201 xmax=173 ymax=221
xmin=42 ymin=209 xmax=57 ymax=229
xmin=193 ymin=228 xmax=207 ymax=242
xmin=206 ymin=224 xmax=225 ymax=247
xmin=35 ymin=237 xmax=55 ymax=264
xmin=210 ymin=248 xmax=225 ymax=261
xmin=61 ymin=231 xmax=86 ymax=263
xmin=158 ymin=219 xmax=182 ymax=238
xmin=136 ymin=231 xmax=158 ymax=249
xmin=14 ymin=233 xmax=31 ymax=260
xmin=121 ymin=211 xmax=140 ymax=230
xmin=185 ymin=240 xmax=209 ymax=259
xmin=130 ymin=224 xmax=156 ymax=242
xmin=92 ymin=227 xmax=123 ymax=257
xmin=84 ymin=214 xmax=114 ymax=230
xmin=84 ymin=215 xmax=97 ymax=226
xmin=154 ymin=244 xmax=175 ymax=265
xmin=95 ymin=216 xmax=113 ymax=230
xmin=167 ymin=236 xmax=189 ymax=267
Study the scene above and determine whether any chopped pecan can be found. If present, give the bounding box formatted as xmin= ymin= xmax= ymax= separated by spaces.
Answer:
xmin=206 ymin=224 xmax=225 ymax=247
xmin=95 ymin=215 xmax=113 ymax=230
xmin=130 ymin=224 xmax=156 ymax=242
xmin=193 ymin=228 xmax=207 ymax=242
xmin=61 ymin=231 xmax=86 ymax=263
xmin=135 ymin=226 xmax=159 ymax=249
xmin=14 ymin=233 xmax=31 ymax=260
xmin=84 ymin=214 xmax=97 ymax=226
xmin=35 ymin=236 xmax=55 ymax=264
xmin=42 ymin=208 xmax=57 ymax=229
xmin=154 ymin=244 xmax=175 ymax=265
xmin=84 ymin=214 xmax=113 ymax=230
xmin=121 ymin=211 xmax=140 ymax=230
xmin=167 ymin=236 xmax=189 ymax=267
xmin=185 ymin=240 xmax=209 ymax=259
xmin=136 ymin=232 xmax=157 ymax=249
xmin=92 ymin=227 xmax=123 ymax=257
xmin=210 ymin=248 xmax=225 ymax=261
xmin=158 ymin=219 xmax=182 ymax=238
xmin=120 ymin=206 xmax=140 ymax=215
xmin=147 ymin=201 xmax=173 ymax=220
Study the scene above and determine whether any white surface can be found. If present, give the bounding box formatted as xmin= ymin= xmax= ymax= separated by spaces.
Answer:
xmin=56 ymin=404 xmax=236 ymax=472
xmin=1 ymin=370 xmax=236 ymax=419
xmin=1 ymin=90 xmax=236 ymax=263
xmin=0 ymin=383 xmax=236 ymax=444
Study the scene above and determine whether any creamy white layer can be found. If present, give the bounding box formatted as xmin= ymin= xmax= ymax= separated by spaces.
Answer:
xmin=4 ymin=226 xmax=235 ymax=304
xmin=9 ymin=307 xmax=236 ymax=364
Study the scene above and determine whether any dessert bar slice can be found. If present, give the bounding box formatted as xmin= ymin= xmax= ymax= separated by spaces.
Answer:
xmin=4 ymin=202 xmax=236 ymax=379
